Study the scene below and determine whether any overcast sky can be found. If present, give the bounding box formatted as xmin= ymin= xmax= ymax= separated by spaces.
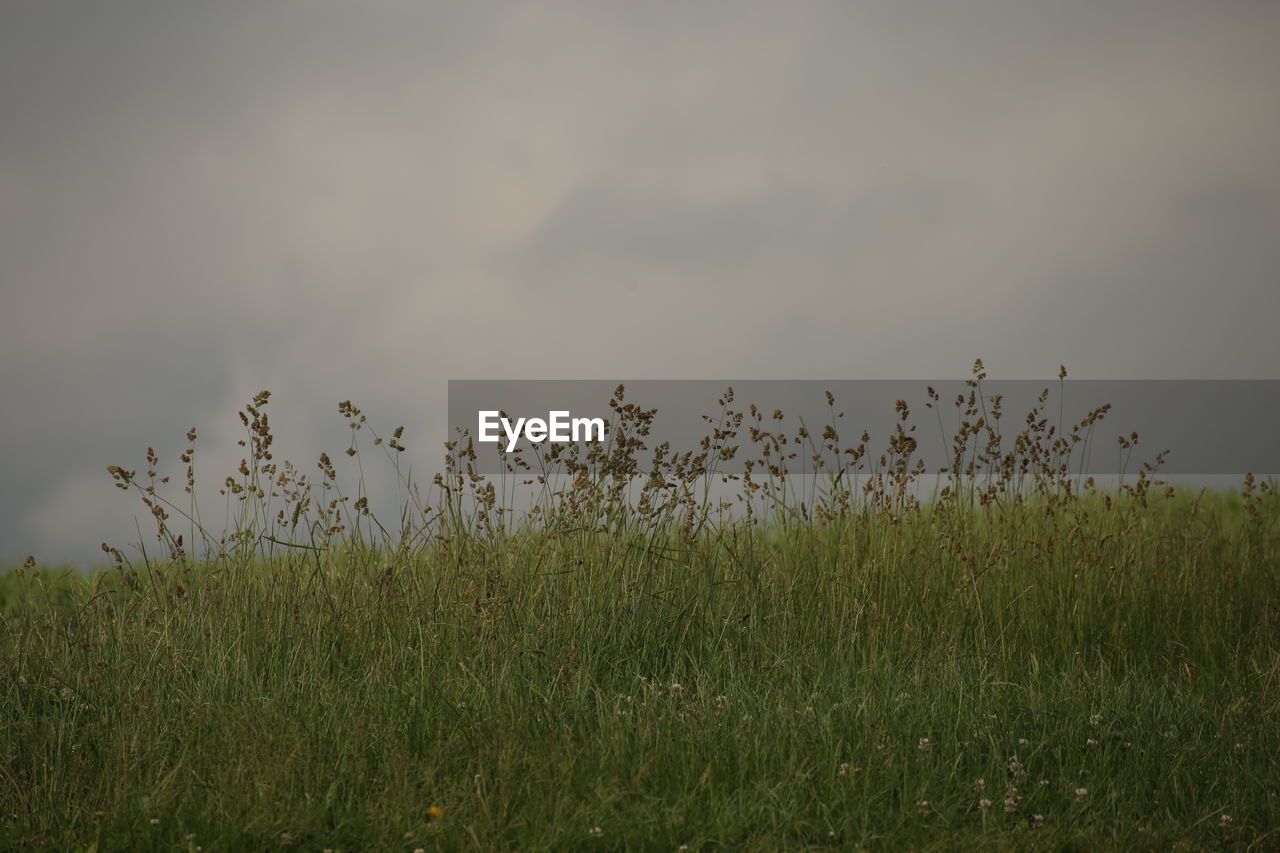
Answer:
xmin=2 ymin=1 xmax=1278 ymax=565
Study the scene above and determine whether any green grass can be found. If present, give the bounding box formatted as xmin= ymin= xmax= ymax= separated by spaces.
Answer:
xmin=3 ymin=489 xmax=1278 ymax=851
xmin=3 ymin=374 xmax=1278 ymax=850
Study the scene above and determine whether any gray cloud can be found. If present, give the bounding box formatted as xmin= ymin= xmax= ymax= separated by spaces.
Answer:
xmin=513 ymin=180 xmax=957 ymax=284
xmin=2 ymin=1 xmax=1278 ymax=563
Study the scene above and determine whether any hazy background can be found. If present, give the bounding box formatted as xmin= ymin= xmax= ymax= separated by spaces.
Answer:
xmin=2 ymin=1 xmax=1278 ymax=565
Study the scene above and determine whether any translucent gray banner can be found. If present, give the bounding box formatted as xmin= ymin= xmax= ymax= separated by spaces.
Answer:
xmin=447 ymin=380 xmax=1280 ymax=477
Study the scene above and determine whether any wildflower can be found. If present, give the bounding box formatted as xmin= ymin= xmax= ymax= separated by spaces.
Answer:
xmin=427 ymin=805 xmax=444 ymax=819
xmin=1007 ymin=755 xmax=1023 ymax=775
xmin=1003 ymin=788 xmax=1021 ymax=812
xmin=1017 ymin=738 xmax=1028 ymax=746
xmin=1086 ymin=738 xmax=1098 ymax=747
xmin=1030 ymin=813 xmax=1045 ymax=828
xmin=916 ymin=800 xmax=930 ymax=815
xmin=589 ymin=826 xmax=603 ymax=838
xmin=838 ymin=762 xmax=849 ymax=777
xmin=669 ymin=682 xmax=683 ymax=698
xmin=917 ymin=737 xmax=932 ymax=749
xmin=973 ymin=778 xmax=985 ymax=792
xmin=978 ymin=798 xmax=992 ymax=810
xmin=1219 ymin=814 xmax=1232 ymax=828
xmin=149 ymin=817 xmax=160 ymax=825
xmin=1089 ymin=713 xmax=1102 ymax=726
xmin=1075 ymin=787 xmax=1088 ymax=802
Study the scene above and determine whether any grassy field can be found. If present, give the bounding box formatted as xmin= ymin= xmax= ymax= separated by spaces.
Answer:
xmin=2 ymin=378 xmax=1278 ymax=850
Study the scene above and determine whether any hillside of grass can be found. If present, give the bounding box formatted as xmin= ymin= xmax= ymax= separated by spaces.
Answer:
xmin=2 ymin=373 xmax=1278 ymax=850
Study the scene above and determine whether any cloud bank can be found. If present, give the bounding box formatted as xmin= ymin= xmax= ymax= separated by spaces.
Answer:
xmin=2 ymin=1 xmax=1277 ymax=563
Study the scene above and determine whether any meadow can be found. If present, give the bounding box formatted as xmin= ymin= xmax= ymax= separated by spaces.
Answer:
xmin=2 ymin=366 xmax=1277 ymax=851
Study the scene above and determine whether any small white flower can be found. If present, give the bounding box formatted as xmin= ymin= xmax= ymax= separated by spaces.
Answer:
xmin=1075 ymin=787 xmax=1088 ymax=802
xmin=978 ymin=798 xmax=992 ymax=810
xmin=1220 ymin=814 xmax=1233 ymax=827
xmin=917 ymin=737 xmax=932 ymax=749
xmin=589 ymin=826 xmax=603 ymax=838
xmin=149 ymin=817 xmax=160 ymax=825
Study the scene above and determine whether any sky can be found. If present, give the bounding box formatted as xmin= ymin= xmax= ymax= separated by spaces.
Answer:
xmin=2 ymin=1 xmax=1278 ymax=565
